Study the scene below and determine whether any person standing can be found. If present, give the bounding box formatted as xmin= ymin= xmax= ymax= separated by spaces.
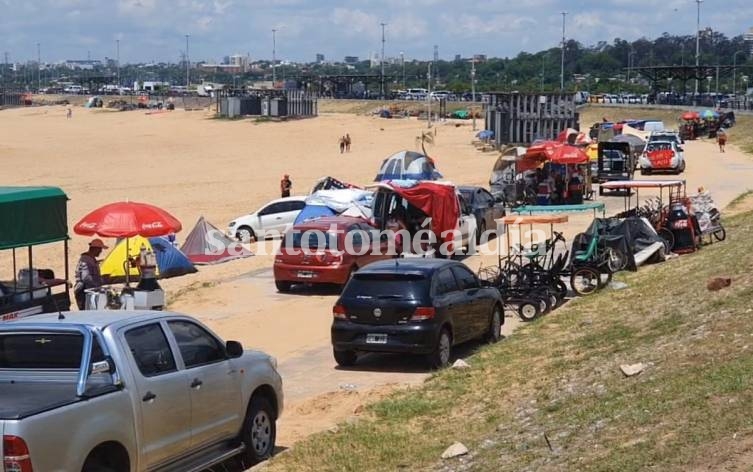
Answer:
xmin=66 ymin=106 xmax=72 ymax=119
xmin=345 ymin=133 xmax=352 ymax=152
xmin=339 ymin=136 xmax=346 ymax=154
xmin=717 ymin=128 xmax=727 ymax=153
xmin=280 ymin=174 xmax=292 ymax=198
xmin=73 ymin=239 xmax=108 ymax=310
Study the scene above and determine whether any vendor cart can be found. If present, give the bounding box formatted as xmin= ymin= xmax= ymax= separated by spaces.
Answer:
xmin=0 ymin=187 xmax=71 ymax=321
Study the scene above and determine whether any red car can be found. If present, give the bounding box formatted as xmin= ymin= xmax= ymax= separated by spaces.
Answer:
xmin=273 ymin=216 xmax=394 ymax=292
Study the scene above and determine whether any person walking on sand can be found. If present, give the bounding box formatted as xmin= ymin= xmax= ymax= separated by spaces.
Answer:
xmin=339 ymin=136 xmax=346 ymax=154
xmin=717 ymin=128 xmax=727 ymax=153
xmin=66 ymin=106 xmax=72 ymax=119
xmin=280 ymin=174 xmax=292 ymax=198
xmin=345 ymin=133 xmax=352 ymax=152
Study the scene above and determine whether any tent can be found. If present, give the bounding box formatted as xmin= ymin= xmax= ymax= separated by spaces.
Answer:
xmin=180 ymin=217 xmax=253 ymax=265
xmin=101 ymin=235 xmax=197 ymax=282
xmin=374 ymin=150 xmax=442 ymax=181
xmin=294 ymin=189 xmax=373 ymax=225
xmin=609 ymin=134 xmax=646 ymax=156
xmin=310 ymin=176 xmax=361 ymax=194
xmin=375 ymin=181 xmax=459 ymax=248
xmin=451 ymin=110 xmax=470 ymax=119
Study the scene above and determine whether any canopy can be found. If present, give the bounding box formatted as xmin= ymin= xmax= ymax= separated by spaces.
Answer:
xmin=550 ymin=145 xmax=588 ymax=165
xmin=609 ymin=133 xmax=645 ymax=154
xmin=180 ymin=216 xmax=252 ymax=265
xmin=101 ymin=235 xmax=197 ymax=282
xmin=0 ymin=187 xmax=68 ymax=250
xmin=601 ymin=180 xmax=685 ymax=190
xmin=620 ymin=124 xmax=645 ymax=139
xmin=681 ymin=111 xmax=700 ymax=121
xmin=74 ymin=201 xmax=182 ymax=238
xmin=377 ymin=181 xmax=459 ymax=248
xmin=519 ymin=142 xmax=587 ymax=172
xmin=451 ymin=110 xmax=470 ymax=119
xmin=374 ymin=150 xmax=442 ymax=181
xmin=499 ymin=214 xmax=569 ymax=225
xmin=701 ymin=110 xmax=718 ymax=119
xmin=586 ymin=143 xmax=598 ymax=161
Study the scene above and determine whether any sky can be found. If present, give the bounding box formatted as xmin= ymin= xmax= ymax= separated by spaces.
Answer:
xmin=0 ymin=0 xmax=751 ymax=64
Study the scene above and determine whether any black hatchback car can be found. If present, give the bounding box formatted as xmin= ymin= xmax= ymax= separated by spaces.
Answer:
xmin=331 ymin=259 xmax=504 ymax=369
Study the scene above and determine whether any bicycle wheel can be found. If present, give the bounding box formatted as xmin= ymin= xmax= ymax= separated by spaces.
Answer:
xmin=605 ymin=247 xmax=627 ymax=273
xmin=570 ymin=267 xmax=601 ymax=296
xmin=713 ymin=226 xmax=726 ymax=241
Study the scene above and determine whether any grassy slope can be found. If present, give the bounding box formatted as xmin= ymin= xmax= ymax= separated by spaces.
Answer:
xmin=266 ymin=208 xmax=753 ymax=472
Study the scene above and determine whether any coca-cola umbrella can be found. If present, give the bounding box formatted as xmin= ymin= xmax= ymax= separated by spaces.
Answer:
xmin=74 ymin=201 xmax=182 ymax=284
xmin=549 ymin=144 xmax=589 ymax=165
xmin=518 ymin=141 xmax=561 ymax=173
xmin=681 ymin=111 xmax=700 ymax=121
xmin=74 ymin=201 xmax=182 ymax=238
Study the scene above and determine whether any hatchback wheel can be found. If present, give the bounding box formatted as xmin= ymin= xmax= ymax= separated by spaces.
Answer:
xmin=333 ymin=348 xmax=357 ymax=367
xmin=428 ymin=329 xmax=452 ymax=369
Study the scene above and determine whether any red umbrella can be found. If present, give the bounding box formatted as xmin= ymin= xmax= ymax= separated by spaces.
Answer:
xmin=681 ymin=111 xmax=700 ymax=121
xmin=74 ymin=201 xmax=182 ymax=238
xmin=525 ymin=140 xmax=561 ymax=159
xmin=550 ymin=145 xmax=589 ymax=165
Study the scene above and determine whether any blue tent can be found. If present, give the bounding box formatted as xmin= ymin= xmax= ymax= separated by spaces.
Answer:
xmin=294 ymin=205 xmax=336 ymax=225
xmin=148 ymin=237 xmax=198 ymax=279
xmin=374 ymin=150 xmax=443 ymax=182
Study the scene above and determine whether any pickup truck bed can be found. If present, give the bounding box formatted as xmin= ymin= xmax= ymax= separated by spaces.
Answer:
xmin=0 ymin=382 xmax=119 ymax=420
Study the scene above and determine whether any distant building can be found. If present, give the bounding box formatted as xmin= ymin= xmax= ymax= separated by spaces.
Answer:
xmin=344 ymin=56 xmax=359 ymax=64
xmin=62 ymin=60 xmax=102 ymax=70
xmin=200 ymin=54 xmax=250 ymax=74
xmin=472 ymin=54 xmax=487 ymax=63
xmin=316 ymin=53 xmax=325 ymax=63
xmin=454 ymin=54 xmax=462 ymax=62
xmin=745 ymin=27 xmax=753 ymax=54
xmin=369 ymin=52 xmax=380 ymax=68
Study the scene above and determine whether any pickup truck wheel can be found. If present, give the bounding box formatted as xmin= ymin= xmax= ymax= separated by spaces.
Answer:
xmin=241 ymin=396 xmax=276 ymax=465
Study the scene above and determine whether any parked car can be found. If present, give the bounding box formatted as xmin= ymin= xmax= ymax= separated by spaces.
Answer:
xmin=331 ymin=259 xmax=504 ymax=368
xmin=0 ymin=310 xmax=283 ymax=471
xmin=457 ymin=186 xmax=505 ymax=244
xmin=227 ymin=196 xmax=306 ymax=242
xmin=273 ymin=216 xmax=394 ymax=292
xmin=647 ymin=130 xmax=684 ymax=146
xmin=639 ymin=140 xmax=686 ymax=175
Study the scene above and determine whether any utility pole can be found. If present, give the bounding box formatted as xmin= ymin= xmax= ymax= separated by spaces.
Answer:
xmin=400 ymin=51 xmax=405 ymax=88
xmin=733 ymin=51 xmax=745 ymax=96
xmin=470 ymin=57 xmax=476 ymax=102
xmin=36 ymin=42 xmax=40 ymax=92
xmin=433 ymin=44 xmax=438 ymax=88
xmin=3 ymin=52 xmax=7 ymax=89
xmin=116 ymin=39 xmax=120 ymax=88
xmin=272 ymin=28 xmax=276 ymax=86
xmin=427 ymin=62 xmax=432 ymax=128
xmin=185 ymin=34 xmax=190 ymax=88
xmin=560 ymin=11 xmax=567 ymax=90
xmin=694 ymin=0 xmax=702 ymax=105
xmin=380 ymin=22 xmax=386 ymax=99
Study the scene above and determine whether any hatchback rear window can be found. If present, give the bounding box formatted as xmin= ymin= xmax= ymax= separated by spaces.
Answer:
xmin=286 ymin=230 xmax=338 ymax=250
xmin=0 ymin=333 xmax=105 ymax=369
xmin=343 ymin=273 xmax=429 ymax=300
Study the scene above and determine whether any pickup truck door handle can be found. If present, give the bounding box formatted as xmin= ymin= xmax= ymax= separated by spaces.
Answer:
xmin=142 ymin=391 xmax=156 ymax=402
xmin=190 ymin=378 xmax=203 ymax=389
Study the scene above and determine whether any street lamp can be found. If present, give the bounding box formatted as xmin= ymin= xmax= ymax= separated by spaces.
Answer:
xmin=185 ymin=34 xmax=190 ymax=88
xmin=380 ymin=22 xmax=386 ymax=99
xmin=694 ymin=0 xmax=703 ymax=105
xmin=560 ymin=11 xmax=567 ymax=90
xmin=627 ymin=49 xmax=636 ymax=84
xmin=733 ymin=50 xmax=746 ymax=96
xmin=272 ymin=29 xmax=276 ymax=86
xmin=400 ymin=51 xmax=405 ymax=88
xmin=706 ymin=75 xmax=712 ymax=94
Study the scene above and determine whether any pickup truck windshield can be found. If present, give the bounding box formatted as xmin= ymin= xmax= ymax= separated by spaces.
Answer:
xmin=0 ymin=333 xmax=104 ymax=369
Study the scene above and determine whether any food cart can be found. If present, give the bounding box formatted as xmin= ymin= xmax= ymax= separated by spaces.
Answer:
xmin=0 ymin=187 xmax=71 ymax=321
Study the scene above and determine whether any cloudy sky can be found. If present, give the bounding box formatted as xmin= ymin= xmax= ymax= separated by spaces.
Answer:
xmin=1 ymin=0 xmax=751 ymax=64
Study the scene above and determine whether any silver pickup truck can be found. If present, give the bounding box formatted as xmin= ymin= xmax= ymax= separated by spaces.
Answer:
xmin=0 ymin=310 xmax=283 ymax=472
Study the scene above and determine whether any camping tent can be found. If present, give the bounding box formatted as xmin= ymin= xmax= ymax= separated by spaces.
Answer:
xmin=101 ymin=235 xmax=197 ymax=282
xmin=310 ymin=176 xmax=361 ymax=194
xmin=374 ymin=150 xmax=442 ymax=181
xmin=294 ymin=189 xmax=373 ymax=225
xmin=180 ymin=216 xmax=253 ymax=265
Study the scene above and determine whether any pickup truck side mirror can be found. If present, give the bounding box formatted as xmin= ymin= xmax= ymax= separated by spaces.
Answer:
xmin=226 ymin=340 xmax=244 ymax=358
xmin=90 ymin=358 xmax=115 ymax=375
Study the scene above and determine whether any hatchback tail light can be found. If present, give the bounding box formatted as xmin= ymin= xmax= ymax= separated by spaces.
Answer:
xmin=410 ymin=307 xmax=436 ymax=321
xmin=332 ymin=304 xmax=347 ymax=319
xmin=3 ymin=435 xmax=33 ymax=472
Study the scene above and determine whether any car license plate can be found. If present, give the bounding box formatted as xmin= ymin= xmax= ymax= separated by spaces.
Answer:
xmin=366 ymin=334 xmax=388 ymax=344
xmin=297 ymin=271 xmax=315 ymax=279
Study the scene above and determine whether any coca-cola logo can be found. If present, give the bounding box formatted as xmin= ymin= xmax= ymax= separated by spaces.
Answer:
xmin=141 ymin=221 xmax=165 ymax=230
xmin=78 ymin=222 xmax=98 ymax=229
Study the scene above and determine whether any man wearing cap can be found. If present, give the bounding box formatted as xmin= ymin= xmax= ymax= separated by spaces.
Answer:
xmin=73 ymin=239 xmax=108 ymax=310
xmin=280 ymin=174 xmax=292 ymax=198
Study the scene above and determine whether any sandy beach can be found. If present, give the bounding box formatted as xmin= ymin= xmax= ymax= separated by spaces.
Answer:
xmin=2 ymin=102 xmax=752 ymax=446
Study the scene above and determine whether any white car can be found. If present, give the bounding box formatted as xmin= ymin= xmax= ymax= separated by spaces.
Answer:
xmin=228 ymin=196 xmax=306 ymax=242
xmin=639 ymin=140 xmax=685 ymax=175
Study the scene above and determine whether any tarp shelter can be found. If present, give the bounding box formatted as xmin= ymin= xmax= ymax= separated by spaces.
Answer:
xmin=310 ymin=176 xmax=361 ymax=194
xmin=294 ymin=189 xmax=373 ymax=224
xmin=375 ymin=181 xmax=460 ymax=249
xmin=476 ymin=130 xmax=494 ymax=140
xmin=582 ymin=217 xmax=666 ymax=269
xmin=0 ymin=187 xmax=68 ymax=250
xmin=180 ymin=217 xmax=253 ymax=265
xmin=379 ymin=109 xmax=392 ymax=118
xmin=374 ymin=150 xmax=443 ymax=182
xmin=609 ymin=133 xmax=646 ymax=155
xmin=101 ymin=235 xmax=197 ymax=282
xmin=451 ymin=110 xmax=470 ymax=119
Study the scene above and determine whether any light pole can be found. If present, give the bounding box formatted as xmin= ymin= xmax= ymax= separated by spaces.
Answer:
xmin=540 ymin=54 xmax=546 ymax=91
xmin=560 ymin=11 xmax=567 ymax=90
xmin=36 ymin=42 xmax=40 ymax=92
xmin=627 ymin=49 xmax=636 ymax=84
xmin=272 ymin=32 xmax=279 ymax=85
xmin=380 ymin=22 xmax=386 ymax=99
xmin=116 ymin=39 xmax=120 ymax=88
xmin=470 ymin=58 xmax=476 ymax=102
xmin=185 ymin=34 xmax=190 ymax=88
xmin=426 ymin=62 xmax=432 ymax=128
xmin=400 ymin=51 xmax=405 ymax=88
xmin=733 ymin=50 xmax=745 ymax=96
xmin=694 ymin=0 xmax=702 ymax=105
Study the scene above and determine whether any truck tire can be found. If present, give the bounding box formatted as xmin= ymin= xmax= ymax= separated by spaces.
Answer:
xmin=241 ymin=396 xmax=277 ymax=465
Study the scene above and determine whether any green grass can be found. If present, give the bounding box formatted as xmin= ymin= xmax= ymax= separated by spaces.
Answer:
xmin=266 ymin=202 xmax=753 ymax=472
